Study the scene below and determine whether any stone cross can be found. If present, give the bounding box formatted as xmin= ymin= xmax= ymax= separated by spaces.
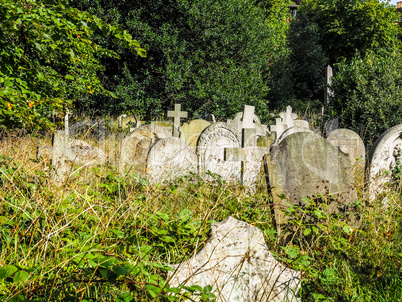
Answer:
xmin=225 ymin=106 xmax=269 ymax=187
xmin=167 ymin=104 xmax=188 ymax=137
xmin=270 ymin=105 xmax=298 ymax=139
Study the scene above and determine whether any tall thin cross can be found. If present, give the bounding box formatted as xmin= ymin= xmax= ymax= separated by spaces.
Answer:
xmin=167 ymin=104 xmax=188 ymax=137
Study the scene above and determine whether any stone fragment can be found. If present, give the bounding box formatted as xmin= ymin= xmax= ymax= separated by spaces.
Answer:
xmin=327 ymin=129 xmax=365 ymax=165
xmin=266 ymin=132 xmax=356 ymax=224
xmin=197 ymin=123 xmax=241 ymax=182
xmin=180 ymin=119 xmax=211 ymax=147
xmin=146 ymin=137 xmax=197 ymax=183
xmin=169 ymin=216 xmax=301 ymax=302
xmin=367 ymin=124 xmax=402 ymax=200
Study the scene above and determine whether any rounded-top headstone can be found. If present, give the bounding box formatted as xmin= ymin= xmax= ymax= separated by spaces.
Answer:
xmin=146 ymin=137 xmax=197 ymax=184
xmin=368 ymin=124 xmax=402 ymax=200
xmin=197 ymin=122 xmax=241 ymax=182
xmin=327 ymin=129 xmax=365 ymax=165
xmin=180 ymin=119 xmax=211 ymax=147
xmin=137 ymin=124 xmax=172 ymax=139
xmin=276 ymin=126 xmax=313 ymax=145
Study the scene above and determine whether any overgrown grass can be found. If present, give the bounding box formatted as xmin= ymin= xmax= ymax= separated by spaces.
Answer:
xmin=0 ymin=132 xmax=401 ymax=301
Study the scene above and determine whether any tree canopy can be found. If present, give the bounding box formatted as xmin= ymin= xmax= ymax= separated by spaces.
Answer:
xmin=0 ymin=0 xmax=146 ymax=129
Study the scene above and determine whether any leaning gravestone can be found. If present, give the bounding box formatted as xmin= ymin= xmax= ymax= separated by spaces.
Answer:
xmin=169 ymin=216 xmax=301 ymax=302
xmin=367 ymin=124 xmax=402 ymax=200
xmin=180 ymin=119 xmax=211 ymax=147
xmin=327 ymin=129 xmax=365 ymax=165
xmin=119 ymin=128 xmax=158 ymax=175
xmin=139 ymin=124 xmax=172 ymax=139
xmin=197 ymin=123 xmax=241 ymax=182
xmin=266 ymin=132 xmax=356 ymax=224
xmin=146 ymin=137 xmax=197 ymax=184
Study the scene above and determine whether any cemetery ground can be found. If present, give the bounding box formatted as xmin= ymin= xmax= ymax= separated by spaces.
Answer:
xmin=0 ymin=126 xmax=401 ymax=302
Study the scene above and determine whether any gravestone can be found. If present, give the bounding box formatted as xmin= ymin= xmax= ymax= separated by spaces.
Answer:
xmin=118 ymin=114 xmax=141 ymax=132
xmin=180 ymin=119 xmax=211 ymax=147
xmin=227 ymin=106 xmax=267 ymax=137
xmin=52 ymin=131 xmax=70 ymax=184
xmin=146 ymin=137 xmax=197 ymax=183
xmin=52 ymin=132 xmax=107 ymax=185
xmin=119 ymin=128 xmax=158 ymax=175
xmin=367 ymin=124 xmax=402 ymax=200
xmin=224 ymin=106 xmax=269 ymax=188
xmin=277 ymin=126 xmax=314 ymax=145
xmin=327 ymin=129 xmax=365 ymax=165
xmin=270 ymin=106 xmax=309 ymax=141
xmin=137 ymin=124 xmax=172 ymax=139
xmin=266 ymin=132 xmax=356 ymax=224
xmin=197 ymin=123 xmax=241 ymax=182
xmin=169 ymin=216 xmax=301 ymax=302
xmin=168 ymin=104 xmax=188 ymax=137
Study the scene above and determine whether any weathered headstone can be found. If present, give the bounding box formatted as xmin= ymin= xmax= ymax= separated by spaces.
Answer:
xmin=167 ymin=104 xmax=188 ymax=137
xmin=169 ymin=216 xmax=301 ymax=302
xmin=277 ymin=126 xmax=314 ymax=145
xmin=197 ymin=123 xmax=241 ymax=182
xmin=327 ymin=129 xmax=365 ymax=165
xmin=146 ymin=137 xmax=197 ymax=183
xmin=270 ymin=106 xmax=309 ymax=140
xmin=118 ymin=114 xmax=141 ymax=132
xmin=180 ymin=119 xmax=211 ymax=147
xmin=52 ymin=131 xmax=70 ymax=184
xmin=227 ymin=106 xmax=267 ymax=137
xmin=224 ymin=106 xmax=269 ymax=187
xmin=266 ymin=132 xmax=356 ymax=224
xmin=52 ymin=132 xmax=107 ymax=185
xmin=367 ymin=124 xmax=402 ymax=200
xmin=137 ymin=124 xmax=172 ymax=139
xmin=119 ymin=128 xmax=158 ymax=175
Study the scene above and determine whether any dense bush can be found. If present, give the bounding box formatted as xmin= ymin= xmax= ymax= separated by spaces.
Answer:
xmin=329 ymin=51 xmax=402 ymax=147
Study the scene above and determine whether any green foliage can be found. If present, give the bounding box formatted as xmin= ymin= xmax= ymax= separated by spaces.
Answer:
xmin=268 ymin=11 xmax=328 ymax=111
xmin=0 ymin=0 xmax=145 ymax=130
xmin=72 ymin=0 xmax=282 ymax=120
xmin=328 ymin=51 xmax=402 ymax=147
xmin=302 ymin=0 xmax=401 ymax=64
xmin=278 ymin=195 xmax=402 ymax=301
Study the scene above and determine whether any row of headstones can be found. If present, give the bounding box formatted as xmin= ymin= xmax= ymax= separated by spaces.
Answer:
xmin=50 ymin=104 xmax=398 ymax=206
